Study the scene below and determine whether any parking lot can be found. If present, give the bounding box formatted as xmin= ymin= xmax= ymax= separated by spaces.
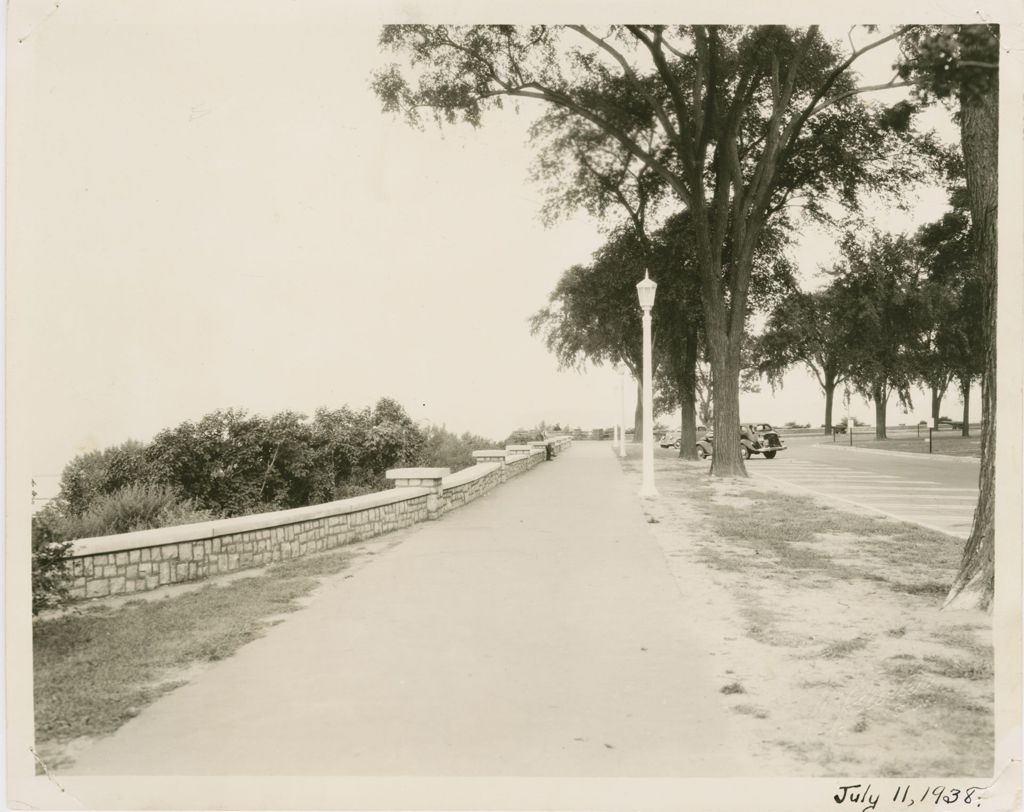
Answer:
xmin=745 ymin=434 xmax=980 ymax=538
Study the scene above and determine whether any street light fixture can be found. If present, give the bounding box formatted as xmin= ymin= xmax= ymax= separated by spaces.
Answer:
xmin=636 ymin=271 xmax=658 ymax=497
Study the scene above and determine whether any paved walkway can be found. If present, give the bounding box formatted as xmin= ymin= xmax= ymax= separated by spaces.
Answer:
xmin=66 ymin=443 xmax=739 ymax=776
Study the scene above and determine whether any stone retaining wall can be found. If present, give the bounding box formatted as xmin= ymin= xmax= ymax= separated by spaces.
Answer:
xmin=65 ymin=437 xmax=571 ymax=601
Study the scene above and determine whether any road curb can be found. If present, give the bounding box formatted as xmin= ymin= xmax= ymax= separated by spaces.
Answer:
xmin=813 ymin=442 xmax=980 ymax=465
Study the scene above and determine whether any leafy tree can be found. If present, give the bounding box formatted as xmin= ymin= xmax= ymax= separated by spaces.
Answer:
xmin=897 ymin=24 xmax=998 ymax=609
xmin=755 ymin=285 xmax=853 ymax=434
xmin=831 ymin=232 xmax=926 ymax=439
xmin=59 ymin=440 xmax=154 ymax=516
xmin=530 ymin=109 xmax=708 ymax=457
xmin=145 ymin=409 xmax=280 ymax=516
xmin=420 ymin=425 xmax=498 ymax=473
xmin=311 ymin=398 xmax=424 ymax=498
xmin=530 ymin=227 xmax=659 ymax=437
xmin=914 ymin=190 xmax=983 ymax=434
xmin=375 ymin=24 xmax=932 ymax=475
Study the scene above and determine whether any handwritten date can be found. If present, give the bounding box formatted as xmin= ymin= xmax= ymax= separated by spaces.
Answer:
xmin=834 ymin=783 xmax=984 ymax=811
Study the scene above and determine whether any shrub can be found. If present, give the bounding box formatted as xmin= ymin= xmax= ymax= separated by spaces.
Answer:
xmin=62 ymin=484 xmax=212 ymax=540
xmin=421 ymin=425 xmax=498 ymax=473
xmin=31 ymin=503 xmax=74 ymax=615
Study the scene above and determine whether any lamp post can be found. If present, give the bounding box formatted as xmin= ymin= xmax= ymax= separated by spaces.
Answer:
xmin=617 ymin=365 xmax=627 ymax=458
xmin=636 ymin=271 xmax=658 ymax=497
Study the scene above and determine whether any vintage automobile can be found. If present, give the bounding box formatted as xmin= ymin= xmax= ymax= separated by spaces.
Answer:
xmin=660 ymin=427 xmax=706 ymax=449
xmin=695 ymin=424 xmax=786 ymax=459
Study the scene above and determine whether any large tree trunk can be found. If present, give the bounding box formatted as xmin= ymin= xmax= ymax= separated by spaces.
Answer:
xmin=708 ymin=338 xmax=746 ymax=477
xmin=960 ymin=375 xmax=971 ymax=437
xmin=675 ymin=324 xmax=700 ymax=459
xmin=823 ymin=379 xmax=836 ymax=434
xmin=873 ymin=382 xmax=888 ymax=440
xmin=931 ymin=385 xmax=944 ymax=429
xmin=946 ymin=76 xmax=997 ymax=611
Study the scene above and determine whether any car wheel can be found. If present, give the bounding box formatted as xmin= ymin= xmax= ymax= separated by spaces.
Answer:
xmin=673 ymin=439 xmax=681 ymax=449
xmin=764 ymin=450 xmax=777 ymax=460
xmin=696 ymin=445 xmax=707 ymax=459
xmin=741 ymin=446 xmax=751 ymax=460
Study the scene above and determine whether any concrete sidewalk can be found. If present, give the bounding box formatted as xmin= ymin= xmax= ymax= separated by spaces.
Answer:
xmin=66 ymin=443 xmax=740 ymax=776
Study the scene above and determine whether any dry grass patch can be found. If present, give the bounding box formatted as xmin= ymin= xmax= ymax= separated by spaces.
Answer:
xmin=617 ymin=444 xmax=994 ymax=776
xmin=33 ymin=545 xmax=354 ymax=771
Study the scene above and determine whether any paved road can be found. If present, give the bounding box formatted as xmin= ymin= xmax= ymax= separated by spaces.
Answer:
xmin=65 ymin=442 xmax=741 ymax=776
xmin=746 ymin=435 xmax=980 ymax=538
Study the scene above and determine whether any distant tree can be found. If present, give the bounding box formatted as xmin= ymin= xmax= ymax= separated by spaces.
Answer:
xmin=914 ymin=189 xmax=983 ymax=434
xmin=530 ymin=227 xmax=660 ymax=437
xmin=419 ymin=425 xmax=497 ymax=473
xmin=311 ymin=399 xmax=424 ymax=498
xmin=145 ymin=409 xmax=276 ymax=516
xmin=831 ymin=232 xmax=926 ymax=439
xmin=58 ymin=440 xmax=154 ymax=516
xmin=897 ymin=24 xmax=998 ymax=609
xmin=755 ymin=285 xmax=853 ymax=434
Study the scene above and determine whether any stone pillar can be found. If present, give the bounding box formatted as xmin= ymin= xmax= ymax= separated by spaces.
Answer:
xmin=472 ymin=450 xmax=507 ymax=481
xmin=385 ymin=467 xmax=450 ymax=519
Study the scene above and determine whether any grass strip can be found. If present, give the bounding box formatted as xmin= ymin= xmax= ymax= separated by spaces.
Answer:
xmin=33 ymin=546 xmax=351 ymax=752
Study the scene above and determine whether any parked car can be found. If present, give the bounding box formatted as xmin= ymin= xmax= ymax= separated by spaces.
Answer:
xmin=694 ymin=424 xmax=784 ymax=459
xmin=659 ymin=430 xmax=680 ymax=449
xmin=741 ymin=423 xmax=786 ymax=459
xmin=661 ymin=427 xmax=708 ymax=449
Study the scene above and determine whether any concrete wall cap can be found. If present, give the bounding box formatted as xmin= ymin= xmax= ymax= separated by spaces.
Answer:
xmin=70 ymin=487 xmax=432 ymax=557
xmin=443 ymin=462 xmax=501 ymax=488
xmin=385 ymin=467 xmax=451 ymax=479
xmin=472 ymin=449 xmax=507 ymax=458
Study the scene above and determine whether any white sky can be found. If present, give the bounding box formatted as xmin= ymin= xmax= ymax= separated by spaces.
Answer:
xmin=7 ymin=7 xmax=973 ymax=487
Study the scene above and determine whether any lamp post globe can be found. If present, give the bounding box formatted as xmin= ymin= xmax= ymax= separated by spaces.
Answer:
xmin=636 ymin=272 xmax=658 ymax=498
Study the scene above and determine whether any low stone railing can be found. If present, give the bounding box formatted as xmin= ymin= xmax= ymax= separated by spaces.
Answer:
xmin=64 ymin=436 xmax=571 ymax=601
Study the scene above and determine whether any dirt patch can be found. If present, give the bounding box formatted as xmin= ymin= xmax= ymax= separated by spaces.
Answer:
xmin=619 ymin=446 xmax=993 ymax=777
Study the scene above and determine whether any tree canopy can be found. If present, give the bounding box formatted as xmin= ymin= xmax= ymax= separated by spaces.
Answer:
xmin=375 ymin=24 xmax=935 ymax=475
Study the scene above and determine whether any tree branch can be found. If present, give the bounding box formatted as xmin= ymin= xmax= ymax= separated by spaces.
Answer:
xmin=568 ymin=25 xmax=684 ymax=151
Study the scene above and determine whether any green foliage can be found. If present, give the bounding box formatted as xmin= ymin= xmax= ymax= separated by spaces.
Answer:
xmin=31 ymin=503 xmax=74 ymax=615
xmin=376 ymin=25 xmax=934 ymax=474
xmin=59 ymin=441 xmax=155 ymax=517
xmin=60 ymin=485 xmax=213 ymax=541
xmin=913 ymin=191 xmax=984 ymax=392
xmin=897 ymin=25 xmax=999 ymax=106
xmin=755 ymin=284 xmax=852 ymax=398
xmin=830 ymin=231 xmax=928 ymax=408
xmin=310 ymin=398 xmax=424 ymax=499
xmin=420 ymin=425 xmax=498 ymax=473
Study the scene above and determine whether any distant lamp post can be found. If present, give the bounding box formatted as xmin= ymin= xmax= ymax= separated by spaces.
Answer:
xmin=636 ymin=271 xmax=658 ymax=497
xmin=615 ymin=364 xmax=627 ymax=458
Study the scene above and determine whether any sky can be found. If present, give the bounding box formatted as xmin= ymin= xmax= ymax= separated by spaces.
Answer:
xmin=7 ymin=7 xmax=973 ymax=495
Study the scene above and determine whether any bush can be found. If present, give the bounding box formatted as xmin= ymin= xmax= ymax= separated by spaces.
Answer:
xmin=31 ymin=503 xmax=74 ymax=615
xmin=61 ymin=484 xmax=212 ymax=540
xmin=420 ymin=426 xmax=498 ymax=473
